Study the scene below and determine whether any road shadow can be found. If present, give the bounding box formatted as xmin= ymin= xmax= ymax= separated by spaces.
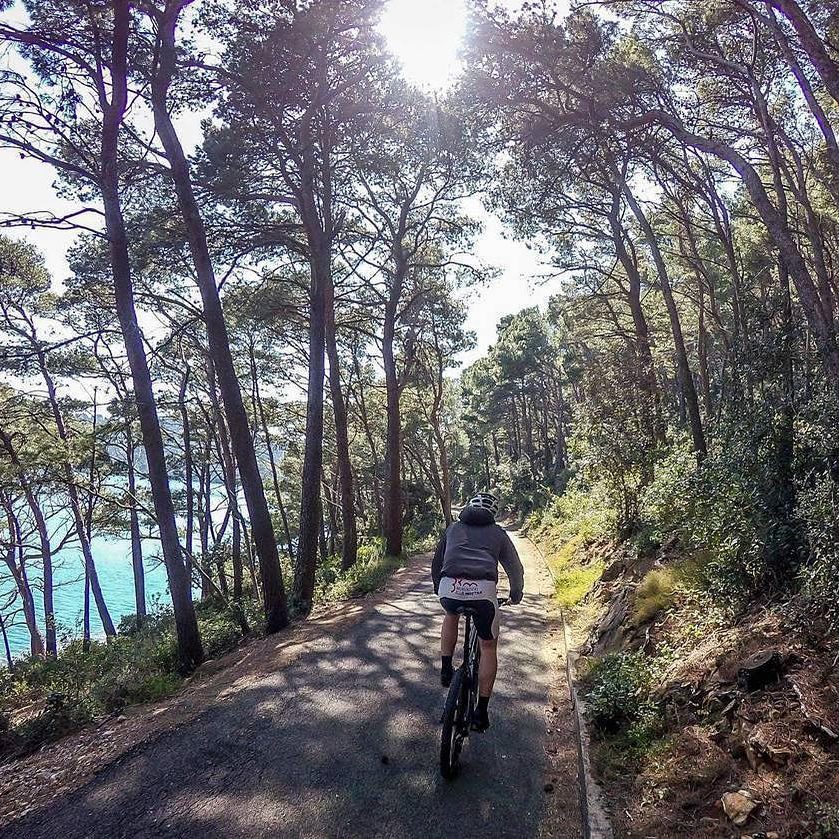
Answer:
xmin=6 ymin=573 xmax=556 ymax=839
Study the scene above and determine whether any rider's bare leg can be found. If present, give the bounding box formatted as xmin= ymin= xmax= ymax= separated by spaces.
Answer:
xmin=441 ymin=613 xmax=459 ymax=656
xmin=478 ymin=637 xmax=498 ymax=698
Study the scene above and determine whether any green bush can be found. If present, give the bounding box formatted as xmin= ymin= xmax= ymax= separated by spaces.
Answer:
xmin=582 ymin=651 xmax=662 ymax=751
xmin=0 ymin=597 xmax=254 ymax=753
xmin=315 ymin=538 xmax=405 ymax=603
xmin=797 ymin=474 xmax=839 ymax=632
xmin=639 ymin=439 xmax=767 ymax=607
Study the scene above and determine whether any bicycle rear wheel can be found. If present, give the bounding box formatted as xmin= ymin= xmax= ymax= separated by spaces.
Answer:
xmin=440 ymin=667 xmax=467 ymax=779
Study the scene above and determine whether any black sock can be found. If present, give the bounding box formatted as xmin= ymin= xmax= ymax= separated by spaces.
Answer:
xmin=442 ymin=655 xmax=453 ymax=671
xmin=478 ymin=696 xmax=490 ymax=715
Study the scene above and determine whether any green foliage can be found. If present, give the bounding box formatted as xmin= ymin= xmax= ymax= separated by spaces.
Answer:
xmin=314 ymin=538 xmax=405 ymax=603
xmin=639 ymin=439 xmax=767 ymax=607
xmin=526 ymin=484 xmax=613 ymax=607
xmin=797 ymin=475 xmax=839 ymax=633
xmin=525 ymin=483 xmax=615 ymax=548
xmin=0 ymin=597 xmax=253 ymax=754
xmin=582 ymin=651 xmax=663 ymax=754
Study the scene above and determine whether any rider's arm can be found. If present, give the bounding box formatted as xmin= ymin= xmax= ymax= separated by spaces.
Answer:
xmin=431 ymin=531 xmax=447 ymax=594
xmin=499 ymin=532 xmax=525 ymax=603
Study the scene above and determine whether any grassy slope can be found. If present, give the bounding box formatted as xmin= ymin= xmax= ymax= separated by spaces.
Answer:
xmin=526 ymin=496 xmax=839 ymax=839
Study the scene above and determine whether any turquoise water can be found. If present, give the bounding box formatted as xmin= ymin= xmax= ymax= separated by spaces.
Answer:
xmin=3 ymin=535 xmax=172 ymax=658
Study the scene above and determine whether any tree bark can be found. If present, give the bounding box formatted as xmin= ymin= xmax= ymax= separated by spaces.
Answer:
xmin=767 ymin=0 xmax=839 ymax=107
xmin=0 ymin=430 xmax=55 ymax=655
xmin=655 ymin=113 xmax=839 ymax=399
xmin=295 ymin=233 xmax=328 ymax=610
xmin=382 ymin=288 xmax=403 ymax=557
xmin=620 ymin=177 xmax=707 ymax=460
xmin=250 ymin=346 xmax=295 ymax=561
xmin=102 ymin=0 xmax=202 ymax=671
xmin=323 ymin=273 xmax=358 ymax=570
xmin=150 ymin=2 xmax=287 ymax=632
xmin=1 ymin=496 xmax=43 ymax=656
xmin=126 ymin=423 xmax=146 ymax=622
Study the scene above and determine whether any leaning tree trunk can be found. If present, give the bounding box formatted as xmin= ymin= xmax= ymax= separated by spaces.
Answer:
xmin=150 ymin=3 xmax=287 ymax=632
xmin=657 ymin=114 xmax=839 ymax=401
xmin=620 ymin=179 xmax=707 ymax=461
xmin=0 ymin=430 xmax=55 ymax=655
xmin=1 ymin=498 xmax=43 ymax=656
xmin=178 ymin=361 xmax=195 ymax=573
xmin=608 ymin=197 xmax=666 ymax=446
xmin=35 ymin=352 xmax=115 ymax=637
xmin=101 ymin=0 xmax=202 ymax=671
xmin=250 ymin=347 xmax=295 ymax=561
xmin=126 ymin=424 xmax=146 ymax=622
xmin=768 ymin=0 xmax=839 ymax=108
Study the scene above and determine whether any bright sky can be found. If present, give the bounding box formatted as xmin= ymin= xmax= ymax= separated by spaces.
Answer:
xmin=378 ymin=0 xmax=469 ymax=90
xmin=0 ymin=0 xmax=558 ymax=367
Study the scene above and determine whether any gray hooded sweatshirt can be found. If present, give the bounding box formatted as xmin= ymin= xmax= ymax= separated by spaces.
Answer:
xmin=431 ymin=506 xmax=524 ymax=597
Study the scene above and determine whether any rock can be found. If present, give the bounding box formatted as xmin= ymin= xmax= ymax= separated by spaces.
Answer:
xmin=721 ymin=789 xmax=760 ymax=826
xmin=737 ymin=650 xmax=783 ymax=692
xmin=600 ymin=560 xmax=624 ymax=583
xmin=543 ymin=783 xmax=554 ymax=793
xmin=380 ymin=755 xmax=389 ymax=765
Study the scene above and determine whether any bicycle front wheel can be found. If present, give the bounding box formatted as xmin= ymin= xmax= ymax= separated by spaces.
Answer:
xmin=440 ymin=667 xmax=467 ymax=780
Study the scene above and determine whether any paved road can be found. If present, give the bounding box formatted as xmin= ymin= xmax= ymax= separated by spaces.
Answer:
xmin=6 ymin=531 xmax=579 ymax=839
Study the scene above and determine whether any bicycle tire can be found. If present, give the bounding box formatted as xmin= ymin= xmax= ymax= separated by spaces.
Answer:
xmin=440 ymin=667 xmax=467 ymax=779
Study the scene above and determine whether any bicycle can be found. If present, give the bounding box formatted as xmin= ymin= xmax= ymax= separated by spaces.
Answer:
xmin=439 ymin=597 xmax=507 ymax=780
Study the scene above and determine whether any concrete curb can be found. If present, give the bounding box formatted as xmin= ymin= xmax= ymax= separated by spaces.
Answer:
xmin=526 ymin=536 xmax=613 ymax=839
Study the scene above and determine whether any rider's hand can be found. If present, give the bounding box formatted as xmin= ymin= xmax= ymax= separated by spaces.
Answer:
xmin=510 ymin=588 xmax=523 ymax=605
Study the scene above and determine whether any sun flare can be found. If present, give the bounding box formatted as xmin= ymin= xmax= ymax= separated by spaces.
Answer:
xmin=379 ymin=0 xmax=468 ymax=90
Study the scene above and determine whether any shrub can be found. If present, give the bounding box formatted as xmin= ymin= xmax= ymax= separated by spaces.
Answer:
xmin=632 ymin=569 xmax=677 ymax=625
xmin=797 ymin=474 xmax=839 ymax=632
xmin=15 ymin=692 xmax=91 ymax=753
xmin=639 ymin=438 xmax=767 ymax=608
xmin=582 ymin=651 xmax=663 ymax=753
xmin=315 ymin=538 xmax=405 ymax=603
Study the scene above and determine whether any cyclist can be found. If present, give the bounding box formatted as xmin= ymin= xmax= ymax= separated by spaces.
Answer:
xmin=431 ymin=492 xmax=524 ymax=732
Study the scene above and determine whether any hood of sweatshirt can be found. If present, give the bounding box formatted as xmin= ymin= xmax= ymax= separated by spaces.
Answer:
xmin=459 ymin=505 xmax=495 ymax=527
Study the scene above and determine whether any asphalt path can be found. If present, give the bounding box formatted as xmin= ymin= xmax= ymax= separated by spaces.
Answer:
xmin=5 ymin=530 xmax=579 ymax=839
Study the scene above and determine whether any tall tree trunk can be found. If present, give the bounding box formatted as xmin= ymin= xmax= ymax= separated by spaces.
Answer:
xmin=620 ymin=178 xmax=707 ymax=460
xmin=323 ymin=275 xmax=357 ymax=570
xmin=151 ymin=3 xmax=287 ymax=632
xmin=207 ymin=359 xmax=244 ymax=600
xmin=768 ymin=0 xmax=839 ymax=107
xmin=199 ymin=449 xmax=212 ymax=600
xmin=0 ymin=430 xmax=55 ymax=655
xmin=0 ymin=611 xmax=13 ymax=669
xmin=351 ymin=351 xmax=384 ymax=531
xmin=250 ymin=347 xmax=294 ymax=561
xmin=101 ymin=0 xmax=202 ymax=671
xmin=126 ymin=424 xmax=146 ymax=622
xmin=295 ymin=245 xmax=328 ymax=611
xmin=178 ymin=361 xmax=195 ymax=571
xmin=657 ymin=114 xmax=839 ymax=399
xmin=34 ymin=351 xmax=115 ymax=637
xmin=382 ymin=294 xmax=403 ymax=557
xmin=1 ymin=498 xmax=43 ymax=656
